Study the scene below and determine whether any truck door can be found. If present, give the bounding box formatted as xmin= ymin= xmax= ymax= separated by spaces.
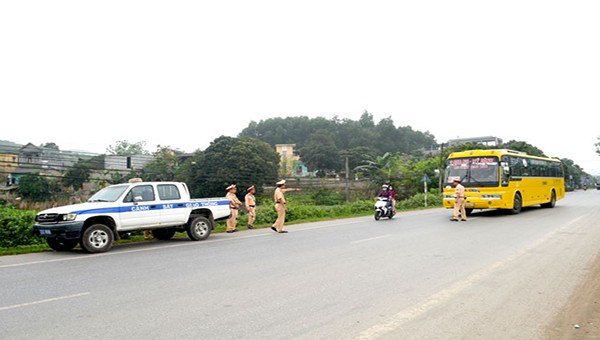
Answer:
xmin=119 ymin=184 xmax=162 ymax=230
xmin=157 ymin=184 xmax=189 ymax=225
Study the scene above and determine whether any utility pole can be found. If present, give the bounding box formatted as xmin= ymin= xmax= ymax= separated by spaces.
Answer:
xmin=345 ymin=155 xmax=350 ymax=203
xmin=438 ymin=142 xmax=445 ymax=194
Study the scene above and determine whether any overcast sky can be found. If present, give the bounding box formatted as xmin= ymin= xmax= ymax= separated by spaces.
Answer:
xmin=2 ymin=1 xmax=599 ymax=176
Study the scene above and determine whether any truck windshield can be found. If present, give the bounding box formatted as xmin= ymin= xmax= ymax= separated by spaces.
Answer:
xmin=88 ymin=185 xmax=128 ymax=202
xmin=445 ymin=156 xmax=500 ymax=187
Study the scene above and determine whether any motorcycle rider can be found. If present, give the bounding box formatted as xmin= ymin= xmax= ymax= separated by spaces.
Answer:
xmin=377 ymin=184 xmax=393 ymax=211
xmin=388 ymin=184 xmax=397 ymax=213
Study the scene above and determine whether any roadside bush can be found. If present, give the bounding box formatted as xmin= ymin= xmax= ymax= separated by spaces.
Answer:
xmin=16 ymin=173 xmax=52 ymax=201
xmin=398 ymin=193 xmax=443 ymax=210
xmin=312 ymin=189 xmax=345 ymax=205
xmin=0 ymin=207 xmax=43 ymax=248
xmin=346 ymin=199 xmax=374 ymax=214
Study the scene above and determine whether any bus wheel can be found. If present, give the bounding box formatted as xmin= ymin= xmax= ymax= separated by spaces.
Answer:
xmin=509 ymin=193 xmax=522 ymax=214
xmin=465 ymin=208 xmax=473 ymax=217
xmin=541 ymin=190 xmax=556 ymax=208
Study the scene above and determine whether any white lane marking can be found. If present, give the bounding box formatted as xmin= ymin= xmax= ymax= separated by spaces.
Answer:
xmin=355 ymin=256 xmax=510 ymax=339
xmin=0 ymin=292 xmax=90 ymax=311
xmin=351 ymin=235 xmax=391 ymax=244
xmin=0 ymin=218 xmax=370 ymax=269
xmin=355 ymin=215 xmax=587 ymax=339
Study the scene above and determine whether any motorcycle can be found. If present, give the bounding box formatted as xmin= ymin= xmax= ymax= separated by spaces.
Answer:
xmin=374 ymin=197 xmax=395 ymax=220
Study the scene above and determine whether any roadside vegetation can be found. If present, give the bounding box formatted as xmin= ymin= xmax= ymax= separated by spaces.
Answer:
xmin=1 ymin=113 xmax=594 ymax=255
xmin=0 ymin=189 xmax=443 ymax=256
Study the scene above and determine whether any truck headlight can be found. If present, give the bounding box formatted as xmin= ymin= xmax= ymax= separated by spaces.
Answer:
xmin=62 ymin=213 xmax=77 ymax=221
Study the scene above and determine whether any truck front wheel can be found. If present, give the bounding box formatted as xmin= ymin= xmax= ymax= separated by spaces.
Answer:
xmin=81 ymin=224 xmax=114 ymax=253
xmin=187 ymin=216 xmax=211 ymax=241
xmin=47 ymin=238 xmax=78 ymax=251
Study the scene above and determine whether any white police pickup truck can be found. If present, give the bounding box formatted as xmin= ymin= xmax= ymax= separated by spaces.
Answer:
xmin=33 ymin=181 xmax=231 ymax=253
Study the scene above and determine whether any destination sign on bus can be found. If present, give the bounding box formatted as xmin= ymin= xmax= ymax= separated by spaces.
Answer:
xmin=448 ymin=157 xmax=498 ymax=170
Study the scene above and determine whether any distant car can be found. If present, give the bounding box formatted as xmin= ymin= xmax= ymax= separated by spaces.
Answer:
xmin=596 ymin=183 xmax=600 ymax=190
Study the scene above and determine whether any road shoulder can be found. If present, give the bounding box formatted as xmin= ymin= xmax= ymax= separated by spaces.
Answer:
xmin=544 ymin=251 xmax=600 ymax=339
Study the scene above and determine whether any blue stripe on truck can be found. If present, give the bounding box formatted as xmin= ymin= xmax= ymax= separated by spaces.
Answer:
xmin=71 ymin=199 xmax=230 ymax=216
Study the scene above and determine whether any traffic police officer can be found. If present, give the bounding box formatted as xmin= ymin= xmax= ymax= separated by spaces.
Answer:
xmin=225 ymin=184 xmax=242 ymax=232
xmin=245 ymin=185 xmax=256 ymax=229
xmin=271 ymin=180 xmax=301 ymax=233
xmin=451 ymin=178 xmax=467 ymax=221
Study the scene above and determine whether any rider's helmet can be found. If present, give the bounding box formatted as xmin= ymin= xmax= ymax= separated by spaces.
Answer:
xmin=382 ymin=184 xmax=389 ymax=189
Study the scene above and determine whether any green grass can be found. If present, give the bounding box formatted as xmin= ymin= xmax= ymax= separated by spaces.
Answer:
xmin=0 ymin=244 xmax=51 ymax=256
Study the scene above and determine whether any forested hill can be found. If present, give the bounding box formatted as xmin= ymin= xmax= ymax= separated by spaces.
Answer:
xmin=237 ymin=111 xmax=438 ymax=157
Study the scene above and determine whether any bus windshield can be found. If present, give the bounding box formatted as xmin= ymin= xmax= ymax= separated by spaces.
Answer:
xmin=445 ymin=156 xmax=500 ymax=187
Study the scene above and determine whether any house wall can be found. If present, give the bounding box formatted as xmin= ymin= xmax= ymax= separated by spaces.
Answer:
xmin=276 ymin=144 xmax=298 ymax=177
xmin=0 ymin=153 xmax=18 ymax=185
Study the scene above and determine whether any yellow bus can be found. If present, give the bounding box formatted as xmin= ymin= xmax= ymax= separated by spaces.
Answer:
xmin=442 ymin=149 xmax=565 ymax=215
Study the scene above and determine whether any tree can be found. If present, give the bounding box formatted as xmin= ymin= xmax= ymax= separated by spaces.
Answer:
xmin=62 ymin=162 xmax=91 ymax=190
xmin=298 ymin=130 xmax=341 ymax=176
xmin=237 ymin=113 xmax=437 ymax=157
xmin=106 ymin=140 xmax=150 ymax=156
xmin=375 ymin=117 xmax=401 ymax=154
xmin=17 ymin=173 xmax=51 ymax=201
xmin=354 ymin=152 xmax=398 ymax=187
xmin=341 ymin=146 xmax=375 ymax=178
xmin=501 ymin=140 xmax=546 ymax=157
xmin=42 ymin=142 xmax=59 ymax=150
xmin=395 ymin=155 xmax=440 ymax=199
xmin=561 ymin=158 xmax=588 ymax=190
xmin=184 ymin=136 xmax=279 ymax=198
xmin=141 ymin=146 xmax=181 ymax=181
xmin=595 ymin=136 xmax=600 ymax=156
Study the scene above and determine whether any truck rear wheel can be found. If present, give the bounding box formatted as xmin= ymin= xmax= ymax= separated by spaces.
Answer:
xmin=81 ymin=223 xmax=113 ymax=253
xmin=187 ymin=216 xmax=211 ymax=241
xmin=47 ymin=238 xmax=78 ymax=251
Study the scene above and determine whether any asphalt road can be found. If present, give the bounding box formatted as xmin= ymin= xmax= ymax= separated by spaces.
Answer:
xmin=2 ymin=191 xmax=600 ymax=340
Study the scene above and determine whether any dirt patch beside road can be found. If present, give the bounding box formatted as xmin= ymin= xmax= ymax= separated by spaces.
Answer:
xmin=544 ymin=251 xmax=600 ymax=339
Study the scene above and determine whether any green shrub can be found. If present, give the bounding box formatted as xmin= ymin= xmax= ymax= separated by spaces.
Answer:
xmin=398 ymin=193 xmax=443 ymax=210
xmin=312 ymin=189 xmax=345 ymax=205
xmin=0 ymin=207 xmax=43 ymax=248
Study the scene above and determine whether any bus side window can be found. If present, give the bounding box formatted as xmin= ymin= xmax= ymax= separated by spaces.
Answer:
xmin=501 ymin=157 xmax=510 ymax=186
